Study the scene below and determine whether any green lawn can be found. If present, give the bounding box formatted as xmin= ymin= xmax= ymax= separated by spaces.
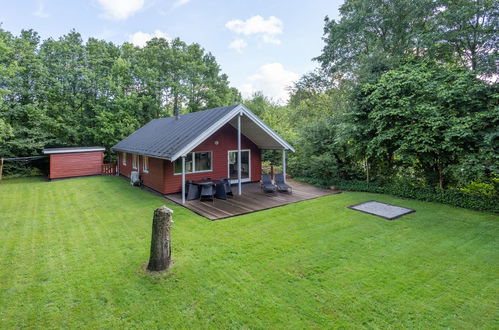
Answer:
xmin=0 ymin=176 xmax=497 ymax=328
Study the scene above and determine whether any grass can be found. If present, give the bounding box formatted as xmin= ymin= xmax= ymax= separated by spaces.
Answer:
xmin=0 ymin=176 xmax=497 ymax=328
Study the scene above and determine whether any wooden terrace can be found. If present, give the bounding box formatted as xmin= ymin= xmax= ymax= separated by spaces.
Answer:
xmin=165 ymin=179 xmax=339 ymax=220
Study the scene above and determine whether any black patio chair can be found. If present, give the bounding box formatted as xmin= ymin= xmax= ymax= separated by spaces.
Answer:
xmin=184 ymin=180 xmax=193 ymax=197
xmin=200 ymin=184 xmax=215 ymax=203
xmin=214 ymin=182 xmax=227 ymax=200
xmin=275 ymin=173 xmax=292 ymax=194
xmin=186 ymin=183 xmax=200 ymax=201
xmin=261 ymin=174 xmax=277 ymax=193
xmin=222 ymin=178 xmax=233 ymax=197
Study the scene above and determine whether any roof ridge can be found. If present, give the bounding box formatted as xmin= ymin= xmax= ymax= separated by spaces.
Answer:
xmin=153 ymin=104 xmax=240 ymax=121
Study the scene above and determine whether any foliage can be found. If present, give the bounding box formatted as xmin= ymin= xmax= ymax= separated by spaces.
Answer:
xmin=459 ymin=178 xmax=498 ymax=197
xmin=315 ymin=0 xmax=439 ymax=77
xmin=270 ymin=0 xmax=499 ymax=208
xmin=435 ymin=0 xmax=499 ymax=77
xmin=288 ymin=118 xmax=360 ymax=180
xmin=315 ymin=0 xmax=498 ymax=78
xmin=350 ymin=59 xmax=497 ymax=188
xmin=1 ymin=176 xmax=497 ymax=328
xmin=299 ymin=177 xmax=499 ymax=213
xmin=0 ymin=27 xmax=240 ymax=173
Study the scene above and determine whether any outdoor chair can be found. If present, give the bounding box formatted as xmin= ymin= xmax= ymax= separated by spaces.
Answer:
xmin=275 ymin=173 xmax=292 ymax=194
xmin=186 ymin=183 xmax=200 ymax=201
xmin=261 ymin=174 xmax=277 ymax=193
xmin=222 ymin=178 xmax=233 ymax=197
xmin=200 ymin=184 xmax=215 ymax=203
xmin=184 ymin=180 xmax=193 ymax=197
xmin=214 ymin=182 xmax=228 ymax=200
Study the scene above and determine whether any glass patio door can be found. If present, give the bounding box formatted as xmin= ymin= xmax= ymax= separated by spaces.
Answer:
xmin=228 ymin=150 xmax=250 ymax=183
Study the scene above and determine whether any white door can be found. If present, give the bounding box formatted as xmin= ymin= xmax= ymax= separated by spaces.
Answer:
xmin=228 ymin=150 xmax=251 ymax=184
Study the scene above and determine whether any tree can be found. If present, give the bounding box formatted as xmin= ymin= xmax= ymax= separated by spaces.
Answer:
xmin=357 ymin=59 xmax=496 ymax=188
xmin=139 ymin=37 xmax=240 ymax=116
xmin=0 ymin=26 xmax=239 ymax=172
xmin=435 ymin=0 xmax=499 ymax=77
xmin=315 ymin=0 xmax=437 ymax=77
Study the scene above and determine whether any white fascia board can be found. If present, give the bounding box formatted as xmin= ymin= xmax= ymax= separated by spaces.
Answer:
xmin=42 ymin=147 xmax=105 ymax=154
xmin=170 ymin=103 xmax=295 ymax=161
xmin=240 ymin=105 xmax=295 ymax=152
xmin=170 ymin=104 xmax=244 ymax=161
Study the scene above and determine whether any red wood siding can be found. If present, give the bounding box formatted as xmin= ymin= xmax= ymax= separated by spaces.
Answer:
xmin=141 ymin=156 xmax=164 ymax=193
xmin=49 ymin=152 xmax=103 ymax=179
xmin=118 ymin=152 xmax=133 ymax=178
xmin=118 ymin=152 xmax=165 ymax=193
xmin=162 ymin=124 xmax=261 ymax=194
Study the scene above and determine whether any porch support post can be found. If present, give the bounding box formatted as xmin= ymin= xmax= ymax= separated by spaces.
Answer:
xmin=282 ymin=149 xmax=286 ymax=183
xmin=237 ymin=113 xmax=242 ymax=195
xmin=181 ymin=156 xmax=186 ymax=204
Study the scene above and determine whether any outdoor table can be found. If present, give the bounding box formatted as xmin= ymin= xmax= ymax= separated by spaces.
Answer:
xmin=192 ymin=180 xmax=223 ymax=188
xmin=192 ymin=180 xmax=226 ymax=200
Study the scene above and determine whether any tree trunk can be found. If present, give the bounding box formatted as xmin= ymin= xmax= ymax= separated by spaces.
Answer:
xmin=437 ymin=161 xmax=444 ymax=190
xmin=365 ymin=158 xmax=370 ymax=183
xmin=147 ymin=206 xmax=173 ymax=272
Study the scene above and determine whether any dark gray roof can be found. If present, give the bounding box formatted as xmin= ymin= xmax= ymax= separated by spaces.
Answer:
xmin=112 ymin=104 xmax=239 ymax=159
xmin=42 ymin=146 xmax=105 ymax=154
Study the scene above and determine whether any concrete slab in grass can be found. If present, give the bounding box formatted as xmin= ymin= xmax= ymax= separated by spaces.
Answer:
xmin=348 ymin=201 xmax=415 ymax=220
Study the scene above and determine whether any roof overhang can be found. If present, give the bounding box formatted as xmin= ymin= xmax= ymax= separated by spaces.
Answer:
xmin=110 ymin=147 xmax=172 ymax=161
xmin=170 ymin=104 xmax=294 ymax=161
xmin=42 ymin=147 xmax=105 ymax=154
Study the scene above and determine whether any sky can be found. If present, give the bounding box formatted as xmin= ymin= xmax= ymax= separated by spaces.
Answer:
xmin=1 ymin=0 xmax=342 ymax=103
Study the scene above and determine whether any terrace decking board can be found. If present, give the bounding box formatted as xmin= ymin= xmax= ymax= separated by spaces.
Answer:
xmin=165 ymin=179 xmax=338 ymax=220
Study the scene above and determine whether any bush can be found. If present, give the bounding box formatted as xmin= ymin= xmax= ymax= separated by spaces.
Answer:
xmin=297 ymin=177 xmax=499 ymax=213
xmin=459 ymin=180 xmax=497 ymax=197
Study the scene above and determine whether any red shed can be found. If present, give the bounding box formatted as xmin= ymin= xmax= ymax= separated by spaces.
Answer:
xmin=42 ymin=147 xmax=105 ymax=180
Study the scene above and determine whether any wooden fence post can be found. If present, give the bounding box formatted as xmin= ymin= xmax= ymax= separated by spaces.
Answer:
xmin=0 ymin=158 xmax=3 ymax=183
xmin=147 ymin=206 xmax=173 ymax=272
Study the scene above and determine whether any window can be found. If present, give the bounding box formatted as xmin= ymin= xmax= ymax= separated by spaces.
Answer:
xmin=132 ymin=154 xmax=138 ymax=169
xmin=122 ymin=152 xmax=127 ymax=166
xmin=195 ymin=152 xmax=211 ymax=172
xmin=174 ymin=151 xmax=212 ymax=174
xmin=143 ymin=156 xmax=149 ymax=173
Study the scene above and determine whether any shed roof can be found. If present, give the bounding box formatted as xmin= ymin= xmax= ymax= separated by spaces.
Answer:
xmin=111 ymin=104 xmax=294 ymax=161
xmin=42 ymin=147 xmax=105 ymax=154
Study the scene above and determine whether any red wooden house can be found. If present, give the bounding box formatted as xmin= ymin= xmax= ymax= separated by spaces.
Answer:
xmin=111 ymin=104 xmax=294 ymax=203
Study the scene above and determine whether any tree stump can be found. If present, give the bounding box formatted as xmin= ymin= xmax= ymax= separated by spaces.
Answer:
xmin=147 ymin=206 xmax=173 ymax=272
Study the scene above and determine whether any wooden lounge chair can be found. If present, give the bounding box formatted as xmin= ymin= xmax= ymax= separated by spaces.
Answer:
xmin=261 ymin=174 xmax=277 ymax=193
xmin=275 ymin=174 xmax=292 ymax=194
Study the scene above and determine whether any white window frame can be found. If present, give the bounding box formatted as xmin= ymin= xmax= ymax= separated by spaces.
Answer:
xmin=132 ymin=154 xmax=138 ymax=169
xmin=174 ymin=151 xmax=213 ymax=175
xmin=122 ymin=152 xmax=127 ymax=166
xmin=142 ymin=156 xmax=149 ymax=173
xmin=227 ymin=149 xmax=251 ymax=184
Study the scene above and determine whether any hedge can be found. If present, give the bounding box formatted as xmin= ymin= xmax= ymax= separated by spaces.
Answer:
xmin=297 ymin=177 xmax=499 ymax=213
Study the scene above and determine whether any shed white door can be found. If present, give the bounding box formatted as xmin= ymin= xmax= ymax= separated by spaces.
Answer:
xmin=228 ymin=150 xmax=250 ymax=184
